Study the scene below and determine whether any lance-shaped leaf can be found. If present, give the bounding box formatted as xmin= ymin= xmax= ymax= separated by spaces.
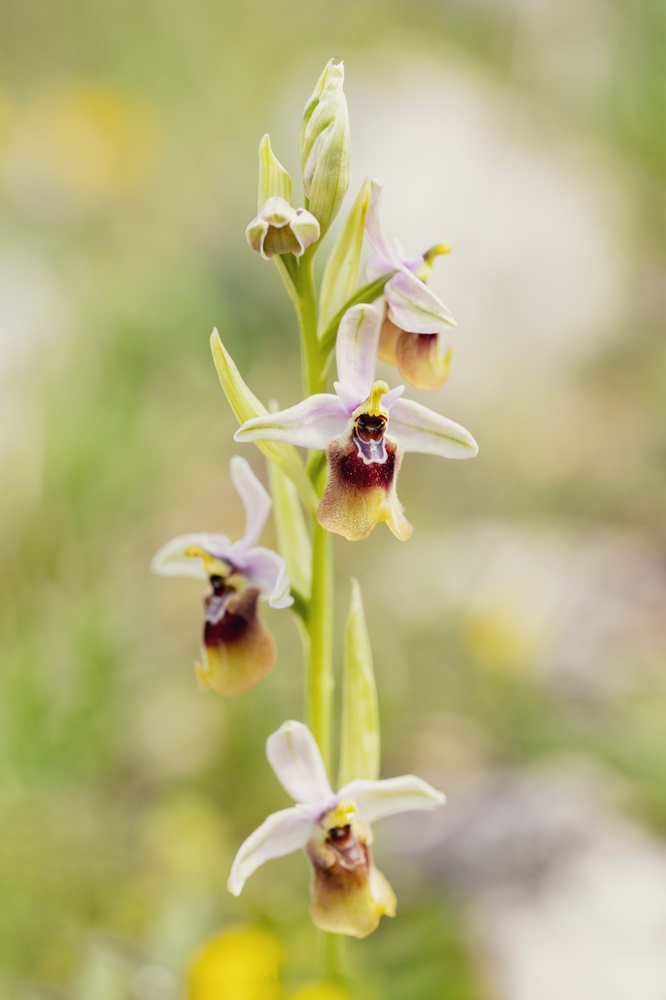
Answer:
xmin=338 ymin=578 xmax=380 ymax=787
xmin=210 ymin=330 xmax=318 ymax=513
xmin=268 ymin=456 xmax=312 ymax=602
xmin=318 ymin=178 xmax=372 ymax=333
xmin=257 ymin=133 xmax=293 ymax=208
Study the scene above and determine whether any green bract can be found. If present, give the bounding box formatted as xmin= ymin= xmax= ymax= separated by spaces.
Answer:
xmin=319 ymin=178 xmax=372 ymax=333
xmin=338 ymin=579 xmax=380 ymax=786
xmin=257 ymin=133 xmax=293 ymax=207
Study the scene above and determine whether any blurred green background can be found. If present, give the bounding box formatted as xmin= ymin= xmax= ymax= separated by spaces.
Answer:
xmin=0 ymin=0 xmax=664 ymax=998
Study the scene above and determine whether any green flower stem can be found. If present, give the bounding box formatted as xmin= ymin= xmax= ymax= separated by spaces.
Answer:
xmin=292 ymin=251 xmax=335 ymax=770
xmin=325 ymin=933 xmax=348 ymax=985
xmin=294 ymin=244 xmax=341 ymax=979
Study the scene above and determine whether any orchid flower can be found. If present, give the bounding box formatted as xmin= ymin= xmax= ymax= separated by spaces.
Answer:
xmin=246 ymin=196 xmax=320 ymax=260
xmin=152 ymin=456 xmax=292 ymax=696
xmin=228 ymin=720 xmax=445 ymax=938
xmin=366 ymin=179 xmax=456 ymax=392
xmin=235 ymin=303 xmax=477 ymax=542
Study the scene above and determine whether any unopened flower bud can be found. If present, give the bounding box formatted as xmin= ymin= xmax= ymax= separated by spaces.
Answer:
xmin=299 ymin=60 xmax=350 ymax=238
xmin=246 ymin=195 xmax=320 ymax=260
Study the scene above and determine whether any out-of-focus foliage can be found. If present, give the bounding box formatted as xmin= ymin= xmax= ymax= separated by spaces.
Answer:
xmin=0 ymin=0 xmax=663 ymax=997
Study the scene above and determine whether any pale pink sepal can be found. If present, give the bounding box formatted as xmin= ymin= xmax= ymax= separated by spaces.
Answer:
xmin=267 ymin=720 xmax=334 ymax=805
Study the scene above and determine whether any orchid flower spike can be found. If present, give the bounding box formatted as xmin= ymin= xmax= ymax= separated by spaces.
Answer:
xmin=235 ymin=304 xmax=477 ymax=542
xmin=246 ymin=196 xmax=320 ymax=260
xmin=151 ymin=456 xmax=292 ymax=695
xmin=366 ymin=179 xmax=456 ymax=391
xmin=228 ymin=720 xmax=445 ymax=938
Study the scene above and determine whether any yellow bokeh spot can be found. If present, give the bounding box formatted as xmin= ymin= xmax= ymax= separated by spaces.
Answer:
xmin=189 ymin=926 xmax=284 ymax=1000
xmin=0 ymin=90 xmax=15 ymax=155
xmin=142 ymin=791 xmax=229 ymax=886
xmin=463 ymin=604 xmax=544 ymax=679
xmin=289 ymin=982 xmax=352 ymax=1000
xmin=11 ymin=83 xmax=160 ymax=200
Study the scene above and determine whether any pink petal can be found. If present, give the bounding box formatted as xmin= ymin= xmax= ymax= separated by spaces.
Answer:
xmin=388 ymin=398 xmax=478 ymax=459
xmin=335 ymin=304 xmax=382 ymax=399
xmin=230 ymin=456 xmax=271 ymax=551
xmin=227 ymin=806 xmax=314 ymax=896
xmin=235 ymin=394 xmax=348 ymax=450
xmin=385 ymin=269 xmax=456 ymax=334
xmin=267 ymin=720 xmax=333 ymax=805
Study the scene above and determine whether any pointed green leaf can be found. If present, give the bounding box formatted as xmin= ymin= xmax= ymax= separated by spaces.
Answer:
xmin=318 ymin=178 xmax=372 ymax=333
xmin=258 ymin=134 xmax=293 ymax=209
xmin=338 ymin=579 xmax=380 ymax=787
xmin=268 ymin=458 xmax=312 ymax=602
xmin=210 ymin=330 xmax=318 ymax=513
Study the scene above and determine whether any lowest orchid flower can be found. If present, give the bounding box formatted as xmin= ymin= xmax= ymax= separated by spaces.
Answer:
xmin=151 ymin=456 xmax=292 ymax=695
xmin=235 ymin=303 xmax=477 ymax=542
xmin=366 ymin=179 xmax=456 ymax=392
xmin=228 ymin=720 xmax=445 ymax=938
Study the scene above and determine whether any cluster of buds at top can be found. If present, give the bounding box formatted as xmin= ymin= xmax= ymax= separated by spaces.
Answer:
xmin=246 ymin=60 xmax=351 ymax=263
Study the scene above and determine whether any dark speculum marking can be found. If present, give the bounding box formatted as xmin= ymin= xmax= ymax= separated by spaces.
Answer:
xmin=328 ymin=824 xmax=352 ymax=845
xmin=336 ymin=434 xmax=396 ymax=489
xmin=355 ymin=413 xmax=387 ymax=442
xmin=203 ymin=587 xmax=260 ymax=649
xmin=209 ymin=574 xmax=227 ymax=596
xmin=322 ymin=826 xmax=368 ymax=873
xmin=352 ymin=413 xmax=388 ymax=465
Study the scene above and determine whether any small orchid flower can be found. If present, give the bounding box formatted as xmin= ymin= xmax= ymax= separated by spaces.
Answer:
xmin=152 ymin=456 xmax=292 ymax=696
xmin=235 ymin=303 xmax=477 ymax=542
xmin=228 ymin=720 xmax=445 ymax=938
xmin=366 ymin=179 xmax=456 ymax=392
xmin=246 ymin=196 xmax=320 ymax=260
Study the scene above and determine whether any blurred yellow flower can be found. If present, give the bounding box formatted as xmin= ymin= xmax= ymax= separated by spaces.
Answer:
xmin=0 ymin=90 xmax=14 ymax=154
xmin=288 ymin=982 xmax=351 ymax=1000
xmin=7 ymin=83 xmax=159 ymax=201
xmin=463 ymin=603 xmax=545 ymax=678
xmin=189 ymin=925 xmax=284 ymax=1000
xmin=142 ymin=790 xmax=230 ymax=887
